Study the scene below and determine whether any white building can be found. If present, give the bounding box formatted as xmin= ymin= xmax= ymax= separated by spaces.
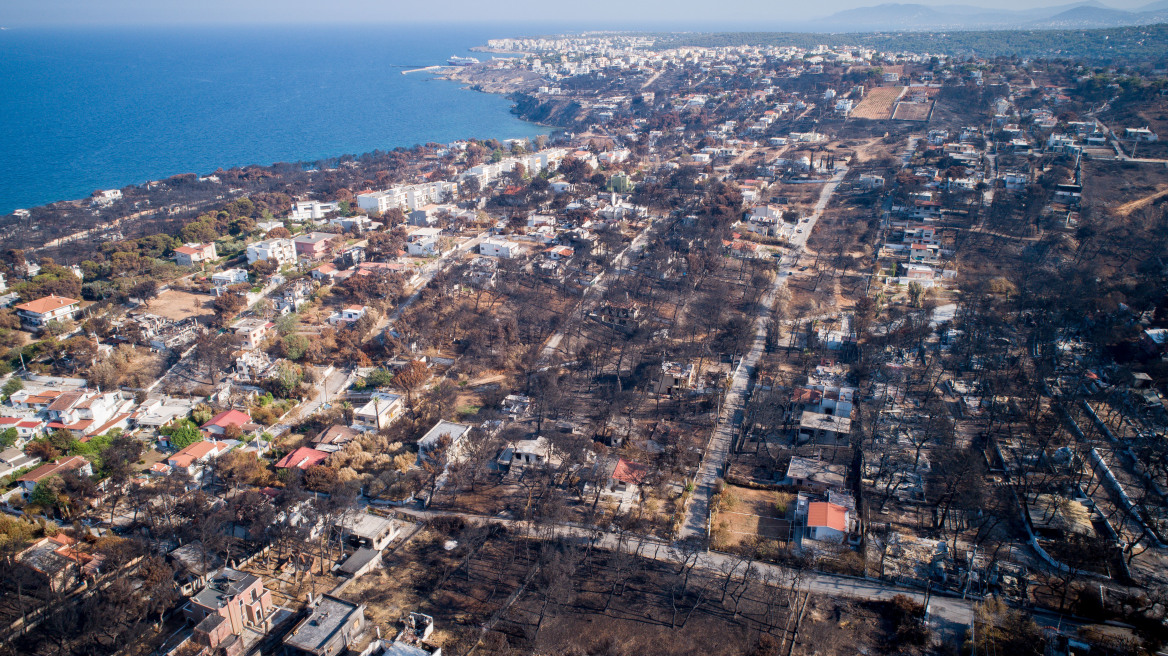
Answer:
xmin=15 ymin=295 xmax=81 ymax=329
xmin=353 ymin=392 xmax=404 ymax=431
xmin=211 ymin=268 xmax=249 ymax=287
xmin=356 ymin=181 xmax=459 ymax=214
xmin=417 ymin=420 xmax=472 ymax=465
xmin=246 ymin=238 xmax=296 ymax=266
xmin=91 ymin=189 xmax=123 ymax=206
xmin=800 ymin=500 xmax=849 ymax=542
xmin=479 ymin=238 xmax=521 ymax=259
xmin=744 ymin=205 xmax=786 ymax=237
xmin=1125 ymin=127 xmax=1158 ymax=142
xmin=173 ymin=243 xmax=217 ymax=267
xmin=461 ymin=148 xmax=568 ymax=189
xmin=289 ymin=200 xmax=341 ymax=221
xmin=232 ymin=318 xmax=274 ymax=350
xmin=328 ymin=305 xmax=367 ymax=326
xmin=407 ymin=238 xmax=441 ymax=257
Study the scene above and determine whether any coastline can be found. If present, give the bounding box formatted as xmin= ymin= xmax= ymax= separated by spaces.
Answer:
xmin=1 ymin=47 xmax=571 ymax=255
xmin=435 ymin=63 xmax=545 ymax=96
xmin=0 ymin=26 xmax=551 ymax=216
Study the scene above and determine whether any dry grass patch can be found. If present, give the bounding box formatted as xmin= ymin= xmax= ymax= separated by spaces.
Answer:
xmin=145 ymin=289 xmax=216 ymax=322
xmin=716 ymin=485 xmax=793 ymax=548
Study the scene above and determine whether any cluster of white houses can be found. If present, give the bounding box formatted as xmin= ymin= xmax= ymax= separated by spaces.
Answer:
xmin=352 ymin=148 xmax=570 ymax=216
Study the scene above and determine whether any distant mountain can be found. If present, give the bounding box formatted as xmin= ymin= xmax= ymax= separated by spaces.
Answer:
xmin=802 ymin=0 xmax=1168 ymax=31
xmin=1029 ymin=5 xmax=1144 ymax=27
xmin=803 ymin=2 xmax=1048 ymax=31
xmin=808 ymin=3 xmax=957 ymax=31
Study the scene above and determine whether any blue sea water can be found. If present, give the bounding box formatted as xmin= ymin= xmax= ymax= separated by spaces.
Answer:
xmin=0 ymin=25 xmax=553 ymax=215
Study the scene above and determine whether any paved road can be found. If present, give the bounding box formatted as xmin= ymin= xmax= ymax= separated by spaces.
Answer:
xmin=393 ymin=505 xmax=974 ymax=634
xmin=1089 ymin=118 xmax=1168 ymax=164
xmin=679 ymin=167 xmax=849 ymax=542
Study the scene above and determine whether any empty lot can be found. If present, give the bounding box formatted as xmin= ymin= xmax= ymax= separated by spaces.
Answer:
xmin=715 ymin=485 xmax=793 ymax=548
xmin=145 ymin=289 xmax=215 ymax=322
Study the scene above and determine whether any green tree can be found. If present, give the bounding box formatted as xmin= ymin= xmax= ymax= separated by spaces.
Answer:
xmin=0 ymin=428 xmax=16 ymax=448
xmin=908 ymin=281 xmax=926 ymax=308
xmin=1 ymin=377 xmax=23 ymax=401
xmin=0 ymin=514 xmax=34 ymax=555
xmin=265 ymin=361 xmax=304 ymax=398
xmin=42 ymin=320 xmax=68 ymax=337
xmin=48 ymin=428 xmax=74 ymax=453
xmin=30 ymin=475 xmax=65 ymax=509
xmin=364 ymin=368 xmax=395 ymax=388
xmin=283 ymin=334 xmax=310 ymax=361
xmin=163 ymin=420 xmax=203 ymax=449
xmin=275 ymin=312 xmax=299 ymax=336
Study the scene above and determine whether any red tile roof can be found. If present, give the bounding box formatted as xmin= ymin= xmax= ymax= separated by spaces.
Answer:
xmin=18 ymin=456 xmax=90 ymax=484
xmin=0 ymin=417 xmax=42 ymax=429
xmin=202 ymin=409 xmax=251 ymax=430
xmin=274 ymin=447 xmax=330 ymax=470
xmin=611 ymin=458 xmax=649 ymax=485
xmin=22 ymin=392 xmax=62 ymax=406
xmin=791 ymin=388 xmax=823 ymax=404
xmin=83 ymin=413 xmax=131 ymax=440
xmin=47 ymin=390 xmax=87 ymax=412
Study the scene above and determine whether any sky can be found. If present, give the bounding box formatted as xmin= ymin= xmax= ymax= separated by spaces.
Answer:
xmin=0 ymin=0 xmax=1154 ymax=28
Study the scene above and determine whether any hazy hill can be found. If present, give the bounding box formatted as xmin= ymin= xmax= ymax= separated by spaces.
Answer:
xmin=802 ymin=1 xmax=1168 ymax=31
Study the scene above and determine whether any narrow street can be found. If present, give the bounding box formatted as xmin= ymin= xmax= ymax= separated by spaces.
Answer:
xmin=538 ymin=217 xmax=658 ymax=363
xmin=679 ymin=167 xmax=848 ymax=541
xmin=393 ymin=505 xmax=977 ymax=635
xmin=376 ymin=231 xmax=490 ymax=334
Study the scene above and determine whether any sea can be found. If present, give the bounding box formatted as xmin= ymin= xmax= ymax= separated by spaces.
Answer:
xmin=0 ymin=24 xmax=555 ymax=215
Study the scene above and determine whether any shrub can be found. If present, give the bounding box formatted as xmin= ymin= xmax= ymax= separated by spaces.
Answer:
xmin=774 ymin=491 xmax=794 ymax=514
xmin=888 ymin=594 xmax=929 ymax=645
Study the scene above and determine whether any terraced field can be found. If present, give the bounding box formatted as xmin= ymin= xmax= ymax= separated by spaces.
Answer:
xmin=849 ymin=86 xmax=903 ymax=120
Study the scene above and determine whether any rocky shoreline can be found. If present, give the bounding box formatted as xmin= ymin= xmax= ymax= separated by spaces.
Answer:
xmin=439 ymin=64 xmax=545 ymax=95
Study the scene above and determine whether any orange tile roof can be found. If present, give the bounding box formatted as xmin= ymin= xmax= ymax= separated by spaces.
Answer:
xmin=24 ymin=392 xmax=62 ymax=405
xmin=791 ymin=388 xmax=823 ymax=404
xmin=168 ymin=440 xmax=228 ymax=467
xmin=807 ymin=501 xmax=848 ymax=532
xmin=16 ymin=295 xmax=79 ymax=316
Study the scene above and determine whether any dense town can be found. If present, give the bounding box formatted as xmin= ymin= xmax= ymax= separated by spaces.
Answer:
xmin=0 ymin=30 xmax=1167 ymax=656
